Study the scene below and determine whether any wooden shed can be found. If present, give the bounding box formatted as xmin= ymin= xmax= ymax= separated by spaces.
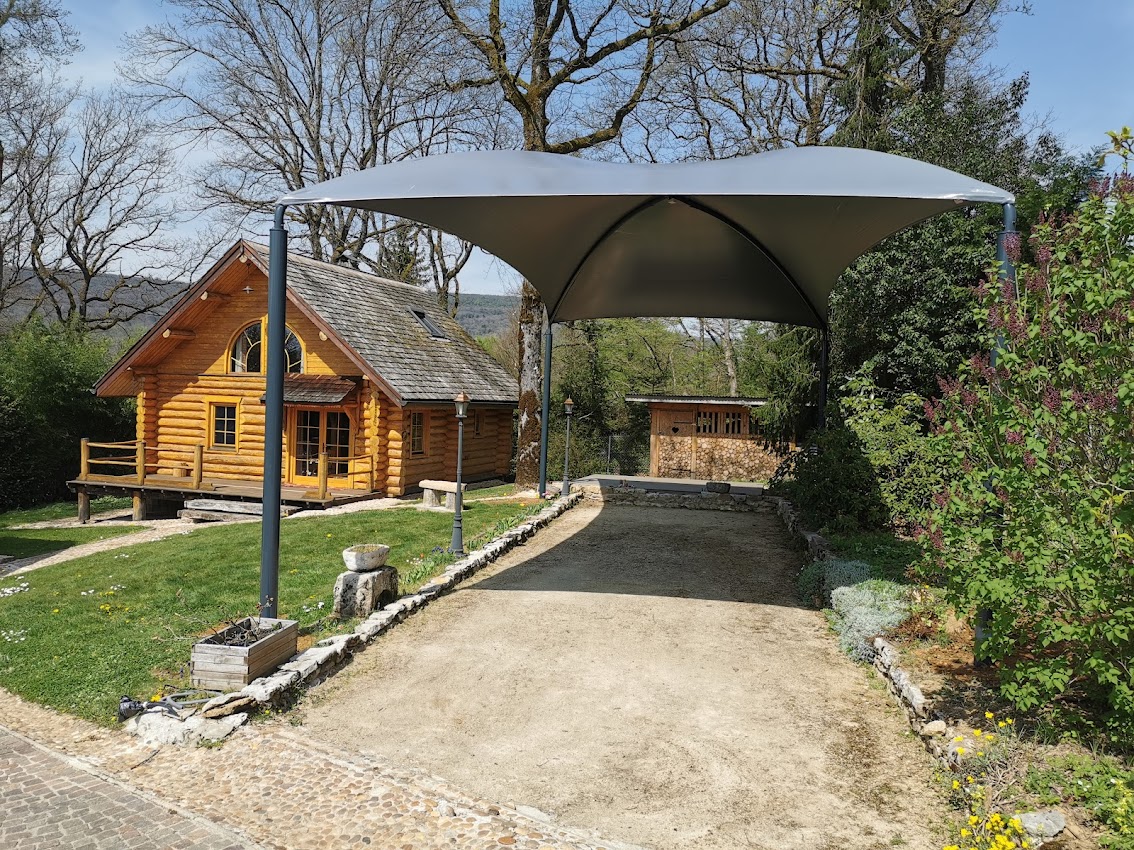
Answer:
xmin=74 ymin=241 xmax=517 ymax=514
xmin=626 ymin=395 xmax=792 ymax=483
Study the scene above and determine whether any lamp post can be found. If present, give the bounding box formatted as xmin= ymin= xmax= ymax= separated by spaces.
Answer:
xmin=451 ymin=392 xmax=470 ymax=555
xmin=562 ymin=397 xmax=574 ymax=497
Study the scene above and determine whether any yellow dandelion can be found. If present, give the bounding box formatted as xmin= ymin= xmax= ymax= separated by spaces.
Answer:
xmin=973 ymin=729 xmax=983 ymax=738
xmin=957 ymin=746 xmax=966 ymax=755
xmin=52 ymin=608 xmax=59 ymax=614
xmin=967 ymin=775 xmax=975 ymax=783
xmin=953 ymin=735 xmax=965 ymax=742
xmin=977 ymin=751 xmax=985 ymax=757
xmin=952 ymin=779 xmax=961 ymax=790
xmin=985 ymin=710 xmax=995 ymax=719
xmin=998 ymin=721 xmax=1007 ymax=728
xmin=960 ymin=829 xmax=971 ymax=838
xmin=968 ymin=815 xmax=979 ymax=826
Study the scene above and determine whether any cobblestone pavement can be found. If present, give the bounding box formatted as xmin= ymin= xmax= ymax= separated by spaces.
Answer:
xmin=0 ymin=690 xmax=639 ymax=850
xmin=0 ymin=725 xmax=261 ymax=850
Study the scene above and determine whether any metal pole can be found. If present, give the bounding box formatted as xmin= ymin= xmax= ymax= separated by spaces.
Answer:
xmin=259 ymin=204 xmax=288 ymax=618
xmin=451 ymin=414 xmax=465 ymax=554
xmin=538 ymin=316 xmax=553 ymax=497
xmin=975 ymin=201 xmax=1017 ymax=667
xmin=817 ymin=329 xmax=830 ymax=429
xmin=562 ymin=412 xmax=571 ymax=497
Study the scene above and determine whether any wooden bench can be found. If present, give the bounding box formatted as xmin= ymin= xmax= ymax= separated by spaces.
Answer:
xmin=418 ymin=479 xmax=467 ymax=511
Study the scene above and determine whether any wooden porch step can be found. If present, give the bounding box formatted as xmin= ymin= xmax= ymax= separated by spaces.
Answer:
xmin=184 ymin=499 xmax=303 ymax=517
xmin=179 ymin=509 xmax=261 ymax=523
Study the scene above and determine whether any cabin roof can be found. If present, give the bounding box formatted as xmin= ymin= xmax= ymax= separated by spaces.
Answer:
xmin=625 ymin=394 xmax=767 ymax=407
xmin=244 ymin=244 xmax=517 ymax=405
xmin=95 ymin=240 xmax=518 ymax=406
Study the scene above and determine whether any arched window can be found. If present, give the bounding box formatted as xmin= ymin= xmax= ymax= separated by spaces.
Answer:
xmin=231 ymin=323 xmax=303 ymax=373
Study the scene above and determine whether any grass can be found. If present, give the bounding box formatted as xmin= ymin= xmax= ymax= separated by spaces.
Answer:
xmin=0 ymin=499 xmax=540 ymax=724
xmin=826 ymin=530 xmax=923 ymax=584
xmin=0 ymin=498 xmax=139 ymax=558
xmin=0 ymin=527 xmax=141 ymax=559
xmin=0 ymin=497 xmax=132 ymax=527
xmin=465 ymin=482 xmax=522 ymax=499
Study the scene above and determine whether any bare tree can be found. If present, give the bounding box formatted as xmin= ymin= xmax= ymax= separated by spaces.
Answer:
xmin=438 ymin=0 xmax=732 ymax=485
xmin=19 ymin=91 xmax=196 ymax=330
xmin=124 ymin=0 xmax=494 ymax=283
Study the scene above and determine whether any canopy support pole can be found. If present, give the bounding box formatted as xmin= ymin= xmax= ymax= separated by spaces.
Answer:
xmin=260 ymin=204 xmax=288 ymax=618
xmin=975 ymin=200 xmax=1017 ymax=666
xmin=538 ymin=315 xmax=553 ymax=497
xmin=818 ymin=330 xmax=830 ymax=429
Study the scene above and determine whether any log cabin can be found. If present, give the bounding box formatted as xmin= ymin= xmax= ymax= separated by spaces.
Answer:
xmin=72 ymin=240 xmax=517 ymax=518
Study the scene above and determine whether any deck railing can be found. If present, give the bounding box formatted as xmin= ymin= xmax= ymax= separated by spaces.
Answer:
xmin=80 ymin=439 xmax=374 ymax=498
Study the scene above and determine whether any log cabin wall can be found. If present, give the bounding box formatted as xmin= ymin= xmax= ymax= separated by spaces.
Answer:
xmin=397 ymin=406 xmax=514 ymax=494
xmin=142 ymin=267 xmax=370 ymax=486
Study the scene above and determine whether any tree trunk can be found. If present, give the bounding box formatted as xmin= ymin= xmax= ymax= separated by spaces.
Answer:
xmin=514 ymin=280 xmax=544 ymax=486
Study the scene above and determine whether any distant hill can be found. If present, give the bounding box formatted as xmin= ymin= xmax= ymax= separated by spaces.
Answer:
xmin=453 ymin=293 xmax=518 ymax=338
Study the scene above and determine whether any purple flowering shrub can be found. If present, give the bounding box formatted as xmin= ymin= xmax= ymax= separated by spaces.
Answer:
xmin=922 ymin=177 xmax=1134 ymax=746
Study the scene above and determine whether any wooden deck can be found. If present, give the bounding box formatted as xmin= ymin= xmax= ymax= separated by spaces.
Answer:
xmin=69 ymin=473 xmax=382 ymax=515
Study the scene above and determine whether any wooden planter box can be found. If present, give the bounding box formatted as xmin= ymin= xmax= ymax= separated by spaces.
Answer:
xmin=190 ymin=617 xmax=298 ymax=691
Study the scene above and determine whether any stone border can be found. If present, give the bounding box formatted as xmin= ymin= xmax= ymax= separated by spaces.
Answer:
xmin=140 ymin=493 xmax=585 ymax=732
xmin=581 ymin=482 xmax=762 ymax=511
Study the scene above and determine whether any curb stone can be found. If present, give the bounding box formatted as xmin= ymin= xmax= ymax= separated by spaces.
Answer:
xmin=140 ymin=493 xmax=585 ymax=740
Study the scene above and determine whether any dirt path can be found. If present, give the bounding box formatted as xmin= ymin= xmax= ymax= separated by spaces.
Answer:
xmin=297 ymin=501 xmax=947 ymax=850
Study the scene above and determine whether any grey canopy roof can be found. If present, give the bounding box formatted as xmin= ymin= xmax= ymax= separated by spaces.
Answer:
xmin=280 ymin=148 xmax=1014 ymax=328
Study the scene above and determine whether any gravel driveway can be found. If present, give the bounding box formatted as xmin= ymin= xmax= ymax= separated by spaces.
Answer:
xmin=298 ymin=500 xmax=945 ymax=850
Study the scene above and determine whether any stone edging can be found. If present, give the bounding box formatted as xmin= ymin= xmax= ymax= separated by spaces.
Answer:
xmin=131 ymin=493 xmax=585 ymax=738
xmin=581 ymin=483 xmax=762 ymax=511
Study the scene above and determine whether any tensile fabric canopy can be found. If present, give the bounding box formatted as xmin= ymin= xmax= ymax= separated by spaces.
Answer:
xmin=281 ymin=147 xmax=1014 ymax=328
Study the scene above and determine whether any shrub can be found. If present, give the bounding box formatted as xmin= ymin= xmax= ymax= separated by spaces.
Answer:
xmin=0 ymin=321 xmax=133 ymax=510
xmin=841 ymin=375 xmax=946 ymax=533
xmin=923 ymin=173 xmax=1134 ymax=748
xmin=796 ymin=557 xmax=873 ymax=608
xmin=829 ymin=579 xmax=909 ymax=661
xmin=770 ymin=424 xmax=888 ymax=532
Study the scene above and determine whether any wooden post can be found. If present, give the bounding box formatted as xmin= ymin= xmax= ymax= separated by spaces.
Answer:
xmin=77 ymin=488 xmax=90 ymax=524
xmin=132 ymin=491 xmax=146 ymax=521
xmin=136 ymin=440 xmax=147 ymax=484
xmin=192 ymin=445 xmax=203 ymax=490
xmin=80 ymin=438 xmax=90 ymax=480
xmin=318 ymin=452 xmax=329 ymax=499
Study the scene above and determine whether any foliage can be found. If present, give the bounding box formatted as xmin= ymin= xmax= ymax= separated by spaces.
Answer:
xmin=1026 ymin=754 xmax=1134 ymax=848
xmin=771 ymin=424 xmax=888 ymax=533
xmin=0 ymin=321 xmax=134 ymax=510
xmin=797 ymin=557 xmax=872 ymax=608
xmin=0 ymin=500 xmax=536 ymax=723
xmin=826 ymin=530 xmax=923 ymax=584
xmin=923 ymin=176 xmax=1134 ymax=748
xmin=828 ymin=579 xmax=909 ymax=661
xmin=841 ymin=374 xmax=947 ymax=532
xmin=739 ymin=324 xmax=821 ymax=445
xmin=832 ymin=76 xmax=1098 ymax=399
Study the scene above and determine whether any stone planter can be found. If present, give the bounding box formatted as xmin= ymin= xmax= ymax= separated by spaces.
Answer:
xmin=190 ymin=617 xmax=298 ymax=691
xmin=342 ymin=543 xmax=390 ymax=573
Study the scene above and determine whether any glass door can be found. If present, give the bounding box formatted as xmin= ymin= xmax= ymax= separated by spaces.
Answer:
xmin=289 ymin=409 xmax=353 ymax=485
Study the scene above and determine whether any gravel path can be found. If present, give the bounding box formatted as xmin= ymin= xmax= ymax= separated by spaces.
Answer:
xmin=297 ymin=501 xmax=947 ymax=850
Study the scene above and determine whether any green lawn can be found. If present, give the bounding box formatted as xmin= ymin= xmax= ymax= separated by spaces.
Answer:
xmin=0 ymin=497 xmax=132 ymax=527
xmin=0 ymin=527 xmax=141 ymax=559
xmin=0 ymin=500 xmax=540 ymax=723
xmin=0 ymin=498 xmax=139 ymax=558
xmin=826 ymin=530 xmax=923 ymax=584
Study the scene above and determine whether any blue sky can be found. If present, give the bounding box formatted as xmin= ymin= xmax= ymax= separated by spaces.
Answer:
xmin=57 ymin=0 xmax=1134 ymax=293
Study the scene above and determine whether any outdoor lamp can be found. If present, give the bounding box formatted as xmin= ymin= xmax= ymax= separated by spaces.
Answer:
xmin=451 ymin=392 xmax=470 ymax=554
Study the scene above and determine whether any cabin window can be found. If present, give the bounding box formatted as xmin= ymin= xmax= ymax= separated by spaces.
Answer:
xmin=231 ymin=323 xmax=303 ymax=373
xmin=410 ymin=411 xmax=426 ymax=455
xmin=473 ymin=410 xmax=484 ymax=437
xmin=408 ymin=307 xmax=447 ymax=339
xmin=211 ymin=404 xmax=237 ymax=448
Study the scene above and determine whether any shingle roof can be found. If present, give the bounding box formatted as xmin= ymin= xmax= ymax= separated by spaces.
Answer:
xmin=246 ymin=244 xmax=518 ymax=406
xmin=259 ymin=375 xmax=359 ymax=405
